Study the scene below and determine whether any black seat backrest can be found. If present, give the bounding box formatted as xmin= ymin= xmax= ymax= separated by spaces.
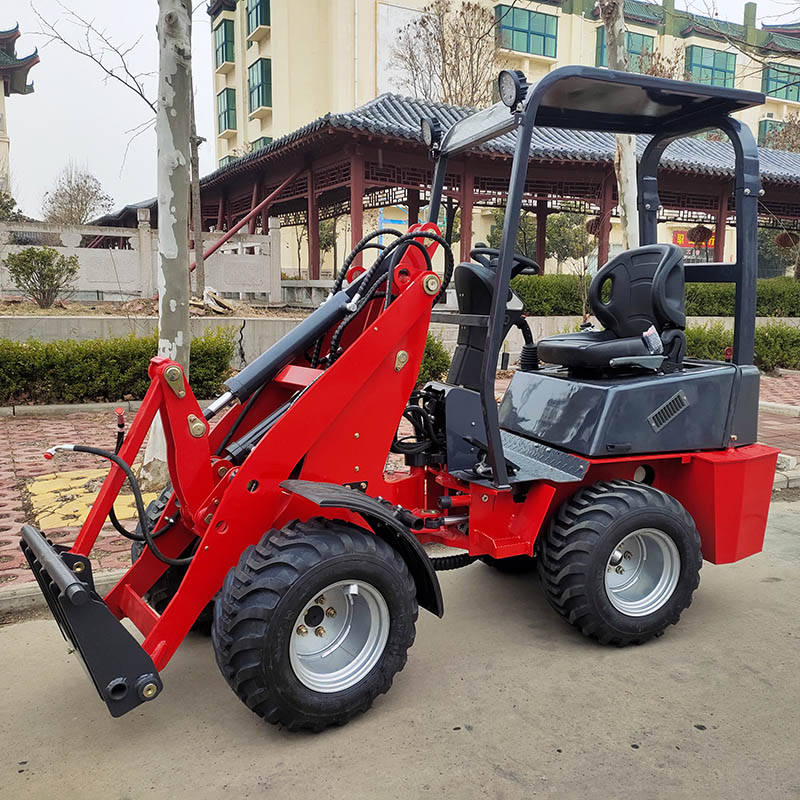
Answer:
xmin=589 ymin=244 xmax=685 ymax=338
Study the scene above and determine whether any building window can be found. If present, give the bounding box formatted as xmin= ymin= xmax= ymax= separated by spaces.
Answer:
xmin=219 ymin=155 xmax=237 ymax=168
xmin=247 ymin=0 xmax=270 ymax=35
xmin=763 ymin=64 xmax=800 ymax=103
xmin=686 ymin=46 xmax=736 ymax=87
xmin=251 ymin=136 xmax=273 ymax=151
xmin=217 ymin=88 xmax=236 ymax=132
xmin=495 ymin=5 xmax=557 ymax=58
xmin=758 ymin=119 xmax=785 ymax=146
xmin=595 ymin=28 xmax=654 ymax=72
xmin=214 ymin=19 xmax=234 ymax=68
xmin=248 ymin=58 xmax=272 ymax=111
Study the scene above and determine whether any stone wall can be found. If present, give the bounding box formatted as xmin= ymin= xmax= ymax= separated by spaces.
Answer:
xmin=0 ymin=213 xmax=281 ymax=304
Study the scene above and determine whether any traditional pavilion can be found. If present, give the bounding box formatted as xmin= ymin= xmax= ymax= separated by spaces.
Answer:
xmin=97 ymin=93 xmax=800 ymax=277
xmin=0 ymin=23 xmax=39 ymax=194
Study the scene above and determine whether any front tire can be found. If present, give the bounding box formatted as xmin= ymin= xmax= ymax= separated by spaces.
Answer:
xmin=212 ymin=519 xmax=418 ymax=731
xmin=537 ymin=480 xmax=702 ymax=646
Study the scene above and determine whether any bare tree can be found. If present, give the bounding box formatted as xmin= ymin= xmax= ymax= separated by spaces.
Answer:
xmin=597 ymin=0 xmax=639 ymax=252
xmin=33 ymin=1 xmax=205 ymax=297
xmin=641 ymin=44 xmax=687 ymax=80
xmin=394 ymin=0 xmax=501 ymax=107
xmin=42 ymin=162 xmax=113 ymax=225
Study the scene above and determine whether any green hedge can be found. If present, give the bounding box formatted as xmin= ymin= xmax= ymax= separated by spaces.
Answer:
xmin=686 ymin=321 xmax=800 ymax=372
xmin=419 ymin=333 xmax=450 ymax=385
xmin=512 ymin=275 xmax=800 ymax=317
xmin=0 ymin=328 xmax=235 ymax=405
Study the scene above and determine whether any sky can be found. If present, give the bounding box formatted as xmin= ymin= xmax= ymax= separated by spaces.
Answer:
xmin=5 ymin=0 xmax=799 ymax=219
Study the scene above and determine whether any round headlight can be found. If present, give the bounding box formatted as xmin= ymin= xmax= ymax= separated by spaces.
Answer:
xmin=420 ymin=117 xmax=441 ymax=149
xmin=498 ymin=69 xmax=527 ymax=109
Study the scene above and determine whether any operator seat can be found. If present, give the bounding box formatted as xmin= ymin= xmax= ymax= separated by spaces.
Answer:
xmin=536 ymin=244 xmax=686 ymax=371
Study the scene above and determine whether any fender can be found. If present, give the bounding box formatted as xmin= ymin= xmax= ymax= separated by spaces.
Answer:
xmin=280 ymin=480 xmax=444 ymax=617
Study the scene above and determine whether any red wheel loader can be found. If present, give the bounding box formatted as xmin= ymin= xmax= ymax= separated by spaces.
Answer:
xmin=21 ymin=67 xmax=778 ymax=731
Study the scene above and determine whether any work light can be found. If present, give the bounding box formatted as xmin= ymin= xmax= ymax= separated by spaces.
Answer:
xmin=498 ymin=69 xmax=528 ymax=110
xmin=420 ymin=117 xmax=442 ymax=150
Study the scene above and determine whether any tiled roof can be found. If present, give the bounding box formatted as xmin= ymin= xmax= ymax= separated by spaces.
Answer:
xmin=99 ymin=91 xmax=800 ymax=222
xmin=623 ymin=0 xmax=664 ymax=25
xmin=765 ymin=31 xmax=800 ymax=53
xmin=205 ymin=93 xmax=800 ymax=186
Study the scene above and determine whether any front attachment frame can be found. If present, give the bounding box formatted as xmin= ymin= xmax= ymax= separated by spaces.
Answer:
xmin=20 ymin=524 xmax=163 ymax=717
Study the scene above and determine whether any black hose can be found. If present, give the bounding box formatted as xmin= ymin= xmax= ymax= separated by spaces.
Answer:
xmin=215 ymin=382 xmax=265 ymax=456
xmin=70 ymin=444 xmax=189 ymax=566
xmin=331 ymin=229 xmax=402 ymax=296
xmin=382 ymin=237 xmax=434 ymax=310
xmin=431 ymin=553 xmax=477 ymax=571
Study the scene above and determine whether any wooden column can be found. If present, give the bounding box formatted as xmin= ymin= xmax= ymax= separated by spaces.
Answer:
xmin=535 ymin=199 xmax=547 ymax=270
xmin=350 ymin=151 xmax=365 ymax=265
xmin=460 ymin=162 xmax=474 ymax=263
xmin=407 ymin=188 xmax=420 ymax=227
xmin=307 ymin=169 xmax=320 ymax=279
xmin=248 ymin=181 xmax=260 ymax=234
xmin=714 ymin=188 xmax=729 ymax=262
xmin=598 ymin=174 xmax=614 ymax=268
xmin=216 ymin=196 xmax=225 ymax=230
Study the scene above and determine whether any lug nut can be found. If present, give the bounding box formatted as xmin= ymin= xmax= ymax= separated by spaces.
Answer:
xmin=315 ymin=626 xmax=326 ymax=637
xmin=296 ymin=625 xmax=308 ymax=636
xmin=326 ymin=607 xmax=336 ymax=618
xmin=315 ymin=595 xmax=325 ymax=605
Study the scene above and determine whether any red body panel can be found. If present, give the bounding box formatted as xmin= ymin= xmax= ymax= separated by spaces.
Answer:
xmin=56 ymin=222 xmax=779 ymax=673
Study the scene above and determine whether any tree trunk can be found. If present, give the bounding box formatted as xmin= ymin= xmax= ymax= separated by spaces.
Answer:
xmin=794 ymin=244 xmax=800 ymax=280
xmin=332 ymin=215 xmax=338 ymax=273
xmin=599 ymin=0 xmax=639 ymax=251
xmin=141 ymin=0 xmax=193 ymax=490
xmin=190 ymin=91 xmax=205 ymax=299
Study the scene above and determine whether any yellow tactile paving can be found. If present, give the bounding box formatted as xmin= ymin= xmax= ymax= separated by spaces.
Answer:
xmin=27 ymin=468 xmax=158 ymax=529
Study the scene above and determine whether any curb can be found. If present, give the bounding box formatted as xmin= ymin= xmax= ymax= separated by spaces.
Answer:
xmin=0 ymin=569 xmax=127 ymax=615
xmin=0 ymin=399 xmax=214 ymax=418
xmin=760 ymin=401 xmax=800 ymax=418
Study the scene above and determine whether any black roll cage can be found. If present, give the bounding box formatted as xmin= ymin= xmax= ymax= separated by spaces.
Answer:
xmin=425 ymin=65 xmax=765 ymax=489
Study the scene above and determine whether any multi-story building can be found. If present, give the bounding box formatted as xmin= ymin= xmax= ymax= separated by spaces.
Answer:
xmin=207 ymin=0 xmax=800 ymax=168
xmin=0 ymin=24 xmax=39 ymax=194
xmin=206 ymin=1 xmax=800 ymax=274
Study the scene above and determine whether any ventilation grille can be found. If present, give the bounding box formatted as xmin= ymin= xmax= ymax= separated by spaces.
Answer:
xmin=647 ymin=391 xmax=689 ymax=432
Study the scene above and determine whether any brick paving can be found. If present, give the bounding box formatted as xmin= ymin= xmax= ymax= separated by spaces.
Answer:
xmin=1 ymin=377 xmax=797 ymax=588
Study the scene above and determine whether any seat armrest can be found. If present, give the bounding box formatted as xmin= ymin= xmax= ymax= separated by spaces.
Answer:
xmin=609 ymin=355 xmax=666 ymax=371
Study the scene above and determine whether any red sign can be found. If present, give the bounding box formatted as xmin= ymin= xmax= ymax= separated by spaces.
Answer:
xmin=673 ymin=230 xmax=715 ymax=249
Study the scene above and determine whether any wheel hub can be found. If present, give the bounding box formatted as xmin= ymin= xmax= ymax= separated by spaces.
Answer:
xmin=604 ymin=528 xmax=680 ymax=617
xmin=289 ymin=580 xmax=390 ymax=693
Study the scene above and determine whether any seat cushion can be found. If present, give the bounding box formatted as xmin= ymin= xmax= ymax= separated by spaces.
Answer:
xmin=537 ymin=329 xmax=649 ymax=369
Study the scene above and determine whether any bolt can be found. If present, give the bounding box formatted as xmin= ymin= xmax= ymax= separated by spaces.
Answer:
xmin=354 ymin=466 xmax=360 ymax=472
xmin=354 ymin=432 xmax=360 ymax=439
xmin=744 ymin=188 xmax=751 ymax=195
xmin=217 ymin=465 xmax=227 ymax=477
xmin=315 ymin=595 xmax=325 ymax=604
xmin=758 ymin=189 xmax=765 ymax=196
xmin=73 ymin=561 xmax=85 ymax=574
xmin=142 ymin=682 xmax=158 ymax=700
xmin=360 ymin=482 xmax=366 ymax=489
xmin=615 ymin=565 xmax=625 ymax=575
xmin=326 ymin=607 xmax=337 ymax=618
xmin=204 ymin=513 xmax=213 ymax=524
xmin=645 ymin=203 xmax=651 ymax=210
xmin=204 ymin=546 xmax=209 ymax=551
xmin=481 ymin=494 xmax=488 ymax=502
xmin=315 ymin=626 xmax=326 ymax=637
xmin=623 ymin=550 xmax=632 ymax=560
xmin=296 ymin=625 xmax=308 ymax=636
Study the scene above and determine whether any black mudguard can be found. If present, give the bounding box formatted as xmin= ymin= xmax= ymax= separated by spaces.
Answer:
xmin=280 ymin=480 xmax=444 ymax=617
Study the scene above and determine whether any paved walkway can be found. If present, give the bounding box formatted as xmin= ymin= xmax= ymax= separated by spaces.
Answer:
xmin=0 ymin=371 xmax=797 ymax=588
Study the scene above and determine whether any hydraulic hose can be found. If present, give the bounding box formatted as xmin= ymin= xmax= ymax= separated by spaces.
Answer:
xmin=47 ymin=444 xmax=188 ymax=566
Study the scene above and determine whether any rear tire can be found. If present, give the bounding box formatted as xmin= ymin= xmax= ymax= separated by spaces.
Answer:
xmin=537 ymin=480 xmax=701 ymax=646
xmin=212 ymin=519 xmax=418 ymax=731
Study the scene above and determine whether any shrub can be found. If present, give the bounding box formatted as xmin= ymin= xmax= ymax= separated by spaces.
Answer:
xmin=3 ymin=246 xmax=80 ymax=308
xmin=418 ymin=333 xmax=450 ymax=384
xmin=685 ymin=321 xmax=800 ymax=372
xmin=0 ymin=328 xmax=235 ymax=405
xmin=512 ymin=275 xmax=800 ymax=318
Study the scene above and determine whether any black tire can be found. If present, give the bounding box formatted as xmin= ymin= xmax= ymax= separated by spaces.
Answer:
xmin=537 ymin=480 xmax=702 ymax=646
xmin=212 ymin=519 xmax=418 ymax=731
xmin=130 ymin=486 xmax=214 ymax=634
xmin=479 ymin=554 xmax=537 ymax=574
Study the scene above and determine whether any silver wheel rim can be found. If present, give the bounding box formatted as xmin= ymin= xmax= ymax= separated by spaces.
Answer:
xmin=604 ymin=528 xmax=681 ymax=617
xmin=289 ymin=580 xmax=390 ymax=693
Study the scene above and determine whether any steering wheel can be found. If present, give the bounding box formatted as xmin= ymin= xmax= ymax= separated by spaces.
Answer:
xmin=470 ymin=244 xmax=540 ymax=276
